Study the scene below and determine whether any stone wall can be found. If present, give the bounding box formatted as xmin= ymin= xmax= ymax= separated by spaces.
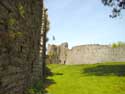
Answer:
xmin=0 ymin=0 xmax=45 ymax=94
xmin=67 ymin=45 xmax=125 ymax=64
xmin=47 ymin=43 xmax=68 ymax=64
xmin=47 ymin=43 xmax=125 ymax=65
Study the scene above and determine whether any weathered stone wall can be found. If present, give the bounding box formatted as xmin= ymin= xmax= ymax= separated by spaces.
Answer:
xmin=47 ymin=44 xmax=59 ymax=64
xmin=47 ymin=43 xmax=68 ymax=64
xmin=67 ymin=45 xmax=125 ymax=64
xmin=47 ymin=43 xmax=125 ymax=65
xmin=58 ymin=43 xmax=68 ymax=64
xmin=0 ymin=0 xmax=44 ymax=94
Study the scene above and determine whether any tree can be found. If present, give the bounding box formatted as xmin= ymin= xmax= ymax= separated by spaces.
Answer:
xmin=102 ymin=0 xmax=125 ymax=18
xmin=41 ymin=7 xmax=50 ymax=79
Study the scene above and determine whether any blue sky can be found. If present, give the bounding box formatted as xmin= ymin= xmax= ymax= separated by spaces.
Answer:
xmin=45 ymin=0 xmax=125 ymax=48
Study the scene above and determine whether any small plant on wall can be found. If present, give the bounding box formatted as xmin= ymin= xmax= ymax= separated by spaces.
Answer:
xmin=26 ymin=80 xmax=44 ymax=94
xmin=112 ymin=41 xmax=125 ymax=48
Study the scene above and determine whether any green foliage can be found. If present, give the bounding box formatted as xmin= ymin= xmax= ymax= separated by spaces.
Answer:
xmin=27 ymin=88 xmax=36 ymax=94
xmin=117 ymin=41 xmax=125 ymax=46
xmin=102 ymin=0 xmax=125 ymax=18
xmin=8 ymin=31 xmax=24 ymax=40
xmin=112 ymin=43 xmax=117 ymax=48
xmin=112 ymin=41 xmax=125 ymax=48
xmin=42 ymin=8 xmax=50 ymax=32
xmin=8 ymin=18 xmax=16 ymax=26
xmin=18 ymin=4 xmax=25 ymax=17
xmin=27 ymin=80 xmax=43 ymax=94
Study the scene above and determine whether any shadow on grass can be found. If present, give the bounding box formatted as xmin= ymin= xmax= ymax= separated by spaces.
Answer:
xmin=43 ymin=66 xmax=63 ymax=93
xmin=83 ymin=64 xmax=125 ymax=76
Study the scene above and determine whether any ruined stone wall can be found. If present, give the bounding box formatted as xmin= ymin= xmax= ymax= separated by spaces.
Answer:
xmin=58 ymin=43 xmax=68 ymax=64
xmin=66 ymin=45 xmax=125 ymax=64
xmin=0 ymin=0 xmax=44 ymax=94
xmin=47 ymin=44 xmax=60 ymax=64
xmin=47 ymin=43 xmax=125 ymax=65
xmin=47 ymin=43 xmax=68 ymax=64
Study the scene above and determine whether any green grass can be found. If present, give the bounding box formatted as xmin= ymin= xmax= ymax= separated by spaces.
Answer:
xmin=44 ymin=62 xmax=125 ymax=94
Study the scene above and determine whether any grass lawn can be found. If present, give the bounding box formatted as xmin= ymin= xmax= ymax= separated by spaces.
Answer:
xmin=44 ymin=62 xmax=125 ymax=94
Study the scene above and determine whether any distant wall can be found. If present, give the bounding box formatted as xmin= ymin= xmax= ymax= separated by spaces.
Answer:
xmin=66 ymin=45 xmax=125 ymax=64
xmin=47 ymin=43 xmax=125 ymax=65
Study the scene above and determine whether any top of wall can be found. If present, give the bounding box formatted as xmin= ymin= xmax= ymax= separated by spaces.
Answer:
xmin=47 ymin=42 xmax=125 ymax=52
xmin=71 ymin=44 xmax=110 ymax=49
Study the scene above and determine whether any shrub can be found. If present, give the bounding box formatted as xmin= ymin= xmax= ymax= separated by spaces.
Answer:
xmin=112 ymin=41 xmax=125 ymax=48
xmin=112 ymin=43 xmax=117 ymax=48
xmin=27 ymin=81 xmax=44 ymax=94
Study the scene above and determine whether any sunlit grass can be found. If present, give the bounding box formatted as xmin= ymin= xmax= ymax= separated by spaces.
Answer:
xmin=45 ymin=62 xmax=125 ymax=94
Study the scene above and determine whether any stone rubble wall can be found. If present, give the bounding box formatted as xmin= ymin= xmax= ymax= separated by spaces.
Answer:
xmin=66 ymin=45 xmax=125 ymax=64
xmin=0 ymin=0 xmax=44 ymax=94
xmin=47 ymin=43 xmax=68 ymax=64
xmin=47 ymin=43 xmax=125 ymax=65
